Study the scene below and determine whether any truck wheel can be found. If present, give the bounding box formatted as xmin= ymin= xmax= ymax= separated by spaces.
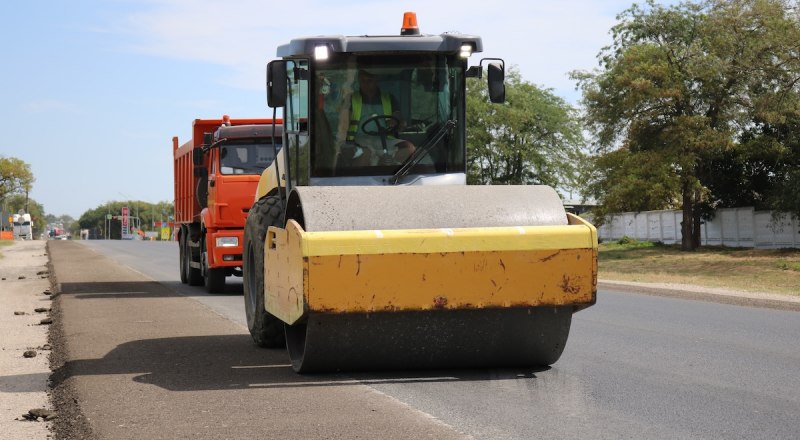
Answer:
xmin=185 ymin=232 xmax=203 ymax=286
xmin=203 ymin=244 xmax=227 ymax=293
xmin=243 ymin=196 xmax=285 ymax=348
xmin=179 ymin=232 xmax=188 ymax=284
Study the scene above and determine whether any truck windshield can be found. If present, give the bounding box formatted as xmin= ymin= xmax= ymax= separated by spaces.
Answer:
xmin=312 ymin=54 xmax=465 ymax=177
xmin=220 ymin=141 xmax=282 ymax=175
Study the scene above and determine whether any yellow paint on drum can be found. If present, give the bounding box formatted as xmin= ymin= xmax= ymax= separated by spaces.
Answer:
xmin=265 ymin=218 xmax=598 ymax=323
xmin=303 ymin=224 xmax=595 ymax=256
xmin=306 ymin=248 xmax=595 ymax=313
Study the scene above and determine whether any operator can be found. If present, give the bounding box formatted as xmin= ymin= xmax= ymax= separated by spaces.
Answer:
xmin=341 ymin=69 xmax=416 ymax=166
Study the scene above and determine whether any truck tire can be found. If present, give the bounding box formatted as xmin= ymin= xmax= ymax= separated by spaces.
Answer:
xmin=203 ymin=241 xmax=227 ymax=293
xmin=185 ymin=228 xmax=203 ymax=286
xmin=179 ymin=231 xmax=188 ymax=284
xmin=243 ymin=196 xmax=285 ymax=348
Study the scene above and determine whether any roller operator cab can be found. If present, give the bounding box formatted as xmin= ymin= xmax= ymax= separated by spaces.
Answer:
xmin=244 ymin=13 xmax=598 ymax=373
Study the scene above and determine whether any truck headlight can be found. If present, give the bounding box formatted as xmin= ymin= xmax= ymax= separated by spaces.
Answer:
xmin=216 ymin=237 xmax=239 ymax=248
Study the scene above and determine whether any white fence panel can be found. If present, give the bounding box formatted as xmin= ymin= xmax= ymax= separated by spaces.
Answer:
xmin=646 ymin=212 xmax=661 ymax=242
xmin=753 ymin=212 xmax=772 ymax=248
xmin=703 ymin=217 xmax=722 ymax=246
xmin=660 ymin=211 xmax=678 ymax=244
xmin=737 ymin=208 xmax=755 ymax=246
xmin=623 ymin=214 xmax=637 ymax=237
xmin=720 ymin=209 xmax=738 ymax=246
xmin=635 ymin=214 xmax=648 ymax=240
xmin=754 ymin=212 xmax=799 ymax=249
xmin=597 ymin=207 xmax=798 ymax=249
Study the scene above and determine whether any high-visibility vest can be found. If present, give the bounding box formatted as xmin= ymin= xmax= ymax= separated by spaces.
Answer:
xmin=347 ymin=92 xmax=392 ymax=142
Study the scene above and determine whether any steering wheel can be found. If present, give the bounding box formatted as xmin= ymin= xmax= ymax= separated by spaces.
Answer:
xmin=360 ymin=114 xmax=401 ymax=137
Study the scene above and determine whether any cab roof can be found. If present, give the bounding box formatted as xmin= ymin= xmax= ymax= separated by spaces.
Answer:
xmin=216 ymin=124 xmax=283 ymax=141
xmin=276 ymin=33 xmax=484 ymax=58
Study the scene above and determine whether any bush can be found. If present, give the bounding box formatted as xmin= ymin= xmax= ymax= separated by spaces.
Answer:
xmin=617 ymin=236 xmax=637 ymax=245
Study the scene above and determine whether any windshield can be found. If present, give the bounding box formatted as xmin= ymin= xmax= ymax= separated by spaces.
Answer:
xmin=311 ymin=54 xmax=465 ymax=177
xmin=219 ymin=141 xmax=282 ymax=175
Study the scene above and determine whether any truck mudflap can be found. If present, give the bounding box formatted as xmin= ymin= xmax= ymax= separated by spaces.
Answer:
xmin=265 ymin=215 xmax=597 ymax=325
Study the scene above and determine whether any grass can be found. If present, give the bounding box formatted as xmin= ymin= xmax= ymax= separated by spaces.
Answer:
xmin=599 ymin=237 xmax=800 ymax=296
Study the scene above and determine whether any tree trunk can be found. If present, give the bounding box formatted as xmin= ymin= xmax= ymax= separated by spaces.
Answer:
xmin=680 ymin=182 xmax=696 ymax=251
xmin=692 ymin=205 xmax=702 ymax=249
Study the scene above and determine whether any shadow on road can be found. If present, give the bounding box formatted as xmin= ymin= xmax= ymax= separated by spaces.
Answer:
xmin=57 ymin=280 xmax=181 ymax=298
xmin=46 ymin=274 xmax=551 ymax=393
xmin=58 ymin=280 xmax=244 ymax=299
xmin=45 ymin=332 xmax=549 ymax=392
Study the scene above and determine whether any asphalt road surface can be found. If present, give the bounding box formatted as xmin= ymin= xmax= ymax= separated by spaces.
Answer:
xmin=50 ymin=240 xmax=800 ymax=439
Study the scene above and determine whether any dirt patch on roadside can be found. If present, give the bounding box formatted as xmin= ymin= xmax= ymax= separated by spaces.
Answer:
xmin=599 ymin=242 xmax=800 ymax=296
xmin=0 ymin=240 xmax=53 ymax=438
xmin=46 ymin=243 xmax=96 ymax=440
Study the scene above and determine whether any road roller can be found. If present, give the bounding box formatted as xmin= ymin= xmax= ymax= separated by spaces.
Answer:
xmin=243 ymin=13 xmax=597 ymax=373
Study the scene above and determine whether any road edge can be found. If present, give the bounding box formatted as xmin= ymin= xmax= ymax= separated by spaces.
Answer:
xmin=46 ymin=241 xmax=97 ymax=440
xmin=598 ymin=279 xmax=800 ymax=312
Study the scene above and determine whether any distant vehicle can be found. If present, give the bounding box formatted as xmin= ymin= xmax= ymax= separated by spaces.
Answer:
xmin=12 ymin=213 xmax=33 ymax=240
xmin=49 ymin=226 xmax=68 ymax=240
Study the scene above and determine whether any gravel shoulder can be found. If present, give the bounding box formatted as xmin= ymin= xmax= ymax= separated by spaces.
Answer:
xmin=0 ymin=240 xmax=53 ymax=439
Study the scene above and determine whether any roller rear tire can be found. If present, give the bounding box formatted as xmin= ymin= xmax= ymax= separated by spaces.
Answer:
xmin=243 ymin=196 xmax=286 ymax=348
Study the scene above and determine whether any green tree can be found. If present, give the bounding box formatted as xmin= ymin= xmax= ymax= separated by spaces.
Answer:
xmin=738 ymin=81 xmax=800 ymax=217
xmin=0 ymin=156 xmax=34 ymax=202
xmin=584 ymin=148 xmax=682 ymax=221
xmin=466 ymin=67 xmax=586 ymax=192
xmin=573 ymin=0 xmax=800 ymax=250
xmin=79 ymin=204 xmax=115 ymax=239
xmin=78 ymin=200 xmax=174 ymax=239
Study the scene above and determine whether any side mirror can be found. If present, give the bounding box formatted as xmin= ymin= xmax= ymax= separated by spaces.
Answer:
xmin=267 ymin=60 xmax=288 ymax=108
xmin=487 ymin=62 xmax=505 ymax=104
xmin=192 ymin=147 xmax=204 ymax=166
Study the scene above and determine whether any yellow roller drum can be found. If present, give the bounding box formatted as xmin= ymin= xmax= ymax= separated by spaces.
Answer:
xmin=263 ymin=185 xmax=597 ymax=372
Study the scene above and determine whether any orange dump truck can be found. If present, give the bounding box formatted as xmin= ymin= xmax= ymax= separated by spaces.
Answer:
xmin=173 ymin=116 xmax=282 ymax=292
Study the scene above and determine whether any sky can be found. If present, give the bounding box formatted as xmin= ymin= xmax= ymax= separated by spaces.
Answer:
xmin=1 ymin=0 xmax=643 ymax=219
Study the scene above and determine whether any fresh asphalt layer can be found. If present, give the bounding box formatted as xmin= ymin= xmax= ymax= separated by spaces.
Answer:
xmin=47 ymin=240 xmax=468 ymax=440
